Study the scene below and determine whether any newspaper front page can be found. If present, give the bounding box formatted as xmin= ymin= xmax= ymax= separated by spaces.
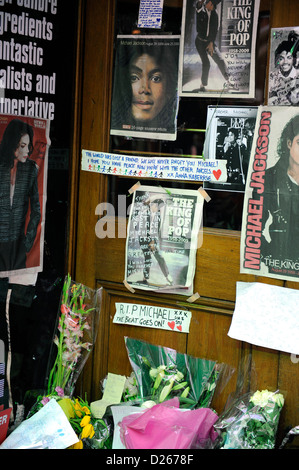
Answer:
xmin=179 ymin=0 xmax=260 ymax=98
xmin=125 ymin=185 xmax=204 ymax=293
xmin=203 ymin=105 xmax=258 ymax=192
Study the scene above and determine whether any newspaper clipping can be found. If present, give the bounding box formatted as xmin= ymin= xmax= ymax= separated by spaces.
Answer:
xmin=267 ymin=27 xmax=299 ymax=106
xmin=179 ymin=0 xmax=260 ymax=98
xmin=0 ymin=114 xmax=50 ymax=278
xmin=240 ymin=106 xmax=299 ymax=282
xmin=125 ymin=185 xmax=204 ymax=293
xmin=110 ymin=35 xmax=180 ymax=141
xmin=203 ymin=105 xmax=258 ymax=192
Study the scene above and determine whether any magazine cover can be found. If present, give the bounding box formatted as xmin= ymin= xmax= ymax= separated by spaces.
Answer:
xmin=125 ymin=185 xmax=204 ymax=293
xmin=203 ymin=105 xmax=258 ymax=192
xmin=110 ymin=35 xmax=180 ymax=141
xmin=267 ymin=27 xmax=299 ymax=106
xmin=240 ymin=106 xmax=299 ymax=282
xmin=179 ymin=0 xmax=260 ymax=98
xmin=0 ymin=114 xmax=50 ymax=278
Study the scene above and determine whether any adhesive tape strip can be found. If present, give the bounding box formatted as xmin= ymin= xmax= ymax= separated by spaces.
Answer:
xmin=186 ymin=292 xmax=200 ymax=303
xmin=123 ymin=280 xmax=135 ymax=293
xmin=198 ymin=187 xmax=211 ymax=202
xmin=128 ymin=181 xmax=141 ymax=194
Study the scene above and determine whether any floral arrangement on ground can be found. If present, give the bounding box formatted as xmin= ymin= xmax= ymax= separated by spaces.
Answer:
xmin=0 ymin=275 xmax=295 ymax=450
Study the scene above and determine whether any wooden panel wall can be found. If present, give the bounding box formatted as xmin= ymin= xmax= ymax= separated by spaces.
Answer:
xmin=72 ymin=0 xmax=299 ymax=448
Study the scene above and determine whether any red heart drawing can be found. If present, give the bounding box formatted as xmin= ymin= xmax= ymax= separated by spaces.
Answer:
xmin=176 ymin=325 xmax=182 ymax=332
xmin=213 ymin=169 xmax=221 ymax=180
xmin=168 ymin=321 xmax=175 ymax=330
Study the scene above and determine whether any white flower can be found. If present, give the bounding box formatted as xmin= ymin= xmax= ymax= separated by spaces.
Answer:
xmin=123 ymin=373 xmax=138 ymax=397
xmin=149 ymin=368 xmax=158 ymax=379
xmin=250 ymin=389 xmax=284 ymax=408
xmin=140 ymin=400 xmax=156 ymax=409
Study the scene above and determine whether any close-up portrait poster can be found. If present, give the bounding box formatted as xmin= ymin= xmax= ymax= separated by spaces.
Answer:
xmin=241 ymin=106 xmax=299 ymax=282
xmin=0 ymin=114 xmax=50 ymax=280
xmin=110 ymin=35 xmax=180 ymax=141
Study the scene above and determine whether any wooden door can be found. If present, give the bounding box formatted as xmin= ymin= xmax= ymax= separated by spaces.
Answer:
xmin=71 ymin=0 xmax=299 ymax=447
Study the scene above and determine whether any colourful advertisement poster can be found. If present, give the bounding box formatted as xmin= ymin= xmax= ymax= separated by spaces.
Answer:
xmin=241 ymin=106 xmax=299 ymax=282
xmin=0 ymin=114 xmax=50 ymax=278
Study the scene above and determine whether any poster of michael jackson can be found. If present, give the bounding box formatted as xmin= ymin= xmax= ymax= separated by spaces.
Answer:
xmin=125 ymin=185 xmax=204 ymax=293
xmin=240 ymin=106 xmax=299 ymax=282
xmin=0 ymin=114 xmax=49 ymax=279
xmin=267 ymin=27 xmax=299 ymax=106
xmin=203 ymin=105 xmax=258 ymax=192
xmin=179 ymin=0 xmax=260 ymax=98
xmin=110 ymin=35 xmax=180 ymax=141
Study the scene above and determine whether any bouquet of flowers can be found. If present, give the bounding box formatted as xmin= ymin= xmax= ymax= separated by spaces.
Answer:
xmin=119 ymin=397 xmax=219 ymax=449
xmin=67 ymin=396 xmax=112 ymax=449
xmin=124 ymin=337 xmax=229 ymax=409
xmin=47 ymin=274 xmax=102 ymax=397
xmin=214 ymin=389 xmax=285 ymax=449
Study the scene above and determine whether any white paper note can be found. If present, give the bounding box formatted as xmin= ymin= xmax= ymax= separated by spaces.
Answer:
xmin=90 ymin=373 xmax=126 ymax=419
xmin=228 ymin=282 xmax=299 ymax=355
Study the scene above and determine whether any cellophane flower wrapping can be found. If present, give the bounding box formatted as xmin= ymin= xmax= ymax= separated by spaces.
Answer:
xmin=119 ymin=397 xmax=219 ymax=449
xmin=213 ymin=389 xmax=285 ymax=449
xmin=124 ymin=337 xmax=228 ymax=409
xmin=279 ymin=425 xmax=299 ymax=448
xmin=46 ymin=274 xmax=102 ymax=398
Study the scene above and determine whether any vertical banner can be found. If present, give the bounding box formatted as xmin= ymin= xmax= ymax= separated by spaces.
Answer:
xmin=240 ymin=106 xmax=299 ymax=282
xmin=0 ymin=114 xmax=50 ymax=278
xmin=179 ymin=0 xmax=260 ymax=98
xmin=110 ymin=35 xmax=180 ymax=141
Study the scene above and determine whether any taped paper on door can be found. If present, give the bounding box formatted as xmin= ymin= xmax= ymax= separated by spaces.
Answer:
xmin=113 ymin=302 xmax=192 ymax=333
xmin=228 ymin=282 xmax=299 ymax=355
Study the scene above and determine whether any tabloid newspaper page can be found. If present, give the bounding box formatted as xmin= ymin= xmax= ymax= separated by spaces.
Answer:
xmin=125 ymin=185 xmax=204 ymax=293
xmin=267 ymin=26 xmax=299 ymax=106
xmin=110 ymin=35 xmax=180 ymax=141
xmin=179 ymin=0 xmax=260 ymax=98
xmin=240 ymin=106 xmax=299 ymax=282
xmin=203 ymin=105 xmax=258 ymax=192
xmin=0 ymin=114 xmax=50 ymax=279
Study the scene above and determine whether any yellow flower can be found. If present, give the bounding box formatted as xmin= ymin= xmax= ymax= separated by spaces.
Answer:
xmin=69 ymin=440 xmax=83 ymax=449
xmin=81 ymin=406 xmax=91 ymax=415
xmin=80 ymin=414 xmax=91 ymax=427
xmin=81 ymin=423 xmax=95 ymax=439
xmin=73 ymin=399 xmax=83 ymax=417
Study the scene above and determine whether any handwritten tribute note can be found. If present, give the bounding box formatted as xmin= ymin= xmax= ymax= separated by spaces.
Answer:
xmin=137 ymin=0 xmax=164 ymax=29
xmin=113 ymin=302 xmax=192 ymax=333
xmin=82 ymin=149 xmax=227 ymax=183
